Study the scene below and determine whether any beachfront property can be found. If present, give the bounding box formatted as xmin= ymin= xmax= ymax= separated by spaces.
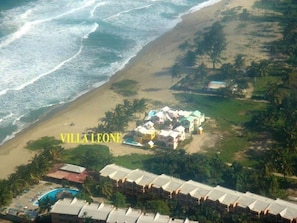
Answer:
xmin=99 ymin=164 xmax=297 ymax=223
xmin=156 ymin=126 xmax=185 ymax=149
xmin=133 ymin=121 xmax=157 ymax=144
xmin=50 ymin=197 xmax=198 ymax=223
xmin=126 ymin=106 xmax=205 ymax=149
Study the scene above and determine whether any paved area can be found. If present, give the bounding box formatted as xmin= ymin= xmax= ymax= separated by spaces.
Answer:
xmin=7 ymin=181 xmax=62 ymax=211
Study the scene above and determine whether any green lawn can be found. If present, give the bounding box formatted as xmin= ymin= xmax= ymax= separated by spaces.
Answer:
xmin=174 ymin=93 xmax=267 ymax=165
xmin=252 ymin=76 xmax=279 ymax=97
xmin=113 ymin=153 xmax=154 ymax=170
xmin=174 ymin=93 xmax=266 ymax=130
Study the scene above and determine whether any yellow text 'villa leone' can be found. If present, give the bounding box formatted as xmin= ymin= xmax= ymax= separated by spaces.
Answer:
xmin=60 ymin=133 xmax=122 ymax=144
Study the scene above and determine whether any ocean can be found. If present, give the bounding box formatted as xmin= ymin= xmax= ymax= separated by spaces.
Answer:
xmin=0 ymin=0 xmax=221 ymax=145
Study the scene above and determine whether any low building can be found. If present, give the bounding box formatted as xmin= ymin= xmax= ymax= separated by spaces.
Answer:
xmin=50 ymin=197 xmax=198 ymax=223
xmin=99 ymin=164 xmax=297 ymax=223
xmin=133 ymin=122 xmax=157 ymax=144
xmin=45 ymin=163 xmax=88 ymax=185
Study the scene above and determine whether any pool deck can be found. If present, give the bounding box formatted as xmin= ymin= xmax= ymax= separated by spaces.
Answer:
xmin=6 ymin=181 xmax=64 ymax=211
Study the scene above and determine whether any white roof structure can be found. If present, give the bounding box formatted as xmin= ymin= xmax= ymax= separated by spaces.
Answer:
xmin=134 ymin=126 xmax=155 ymax=135
xmin=161 ymin=106 xmax=170 ymax=112
xmin=51 ymin=197 xmax=87 ymax=215
xmin=169 ymin=131 xmax=179 ymax=139
xmin=206 ymin=186 xmax=244 ymax=206
xmin=174 ymin=126 xmax=185 ymax=133
xmin=78 ymin=202 xmax=115 ymax=220
xmin=99 ymin=163 xmax=130 ymax=181
xmin=51 ymin=198 xmax=197 ymax=223
xmin=152 ymin=174 xmax=185 ymax=192
xmin=178 ymin=180 xmax=213 ymax=200
xmin=158 ymin=130 xmax=171 ymax=137
xmin=59 ymin=163 xmax=86 ymax=173
xmin=99 ymin=164 xmax=297 ymax=221
xmin=107 ymin=207 xmax=142 ymax=223
xmin=236 ymin=192 xmax=274 ymax=213
xmin=267 ymin=199 xmax=297 ymax=221
xmin=178 ymin=110 xmax=192 ymax=118
xmin=125 ymin=169 xmax=158 ymax=186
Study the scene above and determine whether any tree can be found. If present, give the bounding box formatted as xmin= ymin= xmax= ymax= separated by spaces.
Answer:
xmin=97 ymin=178 xmax=113 ymax=199
xmin=194 ymin=63 xmax=208 ymax=81
xmin=146 ymin=200 xmax=170 ymax=215
xmin=202 ymin=22 xmax=227 ymax=69
xmin=221 ymin=63 xmax=235 ymax=78
xmin=26 ymin=136 xmax=62 ymax=151
xmin=182 ymin=50 xmax=197 ymax=67
xmin=0 ymin=180 xmax=13 ymax=207
xmin=111 ymin=192 xmax=126 ymax=208
xmin=233 ymin=54 xmax=245 ymax=72
xmin=239 ymin=9 xmax=249 ymax=21
xmin=170 ymin=63 xmax=182 ymax=83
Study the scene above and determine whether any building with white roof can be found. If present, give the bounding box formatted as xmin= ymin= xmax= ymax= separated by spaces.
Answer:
xmin=177 ymin=180 xmax=213 ymax=205
xmin=50 ymin=198 xmax=197 ymax=223
xmin=266 ymin=198 xmax=297 ymax=222
xmin=205 ymin=186 xmax=244 ymax=211
xmin=235 ymin=191 xmax=274 ymax=215
xmin=99 ymin=164 xmax=297 ymax=223
xmin=151 ymin=174 xmax=186 ymax=198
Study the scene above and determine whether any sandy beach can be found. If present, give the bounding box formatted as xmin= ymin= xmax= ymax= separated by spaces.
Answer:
xmin=0 ymin=0 xmax=261 ymax=179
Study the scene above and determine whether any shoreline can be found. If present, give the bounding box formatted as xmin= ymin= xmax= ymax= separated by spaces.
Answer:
xmin=0 ymin=0 xmax=256 ymax=179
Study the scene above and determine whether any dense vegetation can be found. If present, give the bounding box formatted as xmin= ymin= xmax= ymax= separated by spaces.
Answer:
xmin=170 ymin=0 xmax=297 ymax=177
xmin=96 ymin=98 xmax=147 ymax=132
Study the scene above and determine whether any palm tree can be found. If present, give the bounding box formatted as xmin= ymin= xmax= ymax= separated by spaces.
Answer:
xmin=234 ymin=54 xmax=245 ymax=72
xmin=202 ymin=22 xmax=227 ymax=69
xmin=97 ymin=178 xmax=113 ymax=199
xmin=0 ymin=180 xmax=13 ymax=206
xmin=132 ymin=98 xmax=147 ymax=115
xmin=194 ymin=63 xmax=208 ymax=81
xmin=123 ymin=99 xmax=132 ymax=114
xmin=221 ymin=63 xmax=235 ymax=78
xmin=257 ymin=60 xmax=271 ymax=77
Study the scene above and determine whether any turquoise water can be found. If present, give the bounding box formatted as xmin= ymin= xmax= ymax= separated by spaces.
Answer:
xmin=0 ymin=0 xmax=222 ymax=145
xmin=33 ymin=188 xmax=79 ymax=206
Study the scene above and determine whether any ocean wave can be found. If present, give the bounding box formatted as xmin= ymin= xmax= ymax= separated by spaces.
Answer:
xmin=0 ymin=0 xmax=209 ymax=145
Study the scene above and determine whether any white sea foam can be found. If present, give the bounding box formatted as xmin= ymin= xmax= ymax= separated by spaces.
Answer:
xmin=188 ymin=0 xmax=222 ymax=14
xmin=0 ymin=0 xmax=211 ymax=144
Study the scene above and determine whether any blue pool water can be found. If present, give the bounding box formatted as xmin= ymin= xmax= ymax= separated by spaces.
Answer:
xmin=33 ymin=188 xmax=79 ymax=206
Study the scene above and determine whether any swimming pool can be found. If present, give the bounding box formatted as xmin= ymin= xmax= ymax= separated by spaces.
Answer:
xmin=33 ymin=188 xmax=79 ymax=206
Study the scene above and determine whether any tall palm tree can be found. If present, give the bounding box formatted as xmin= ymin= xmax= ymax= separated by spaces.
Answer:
xmin=97 ymin=178 xmax=113 ymax=199
xmin=234 ymin=54 xmax=245 ymax=72
xmin=257 ymin=60 xmax=271 ymax=77
xmin=194 ymin=63 xmax=208 ymax=81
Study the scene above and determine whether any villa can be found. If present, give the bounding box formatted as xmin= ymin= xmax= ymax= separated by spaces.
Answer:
xmin=133 ymin=121 xmax=157 ymax=144
xmin=156 ymin=125 xmax=185 ymax=149
xmin=131 ymin=106 xmax=205 ymax=149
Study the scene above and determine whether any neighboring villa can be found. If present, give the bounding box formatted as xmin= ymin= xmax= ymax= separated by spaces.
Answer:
xmin=50 ymin=197 xmax=198 ymax=223
xmin=99 ymin=164 xmax=297 ymax=223
xmin=129 ymin=106 xmax=205 ymax=149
